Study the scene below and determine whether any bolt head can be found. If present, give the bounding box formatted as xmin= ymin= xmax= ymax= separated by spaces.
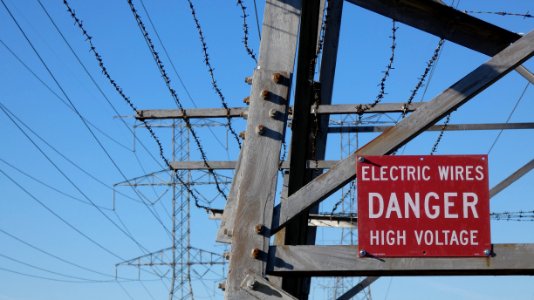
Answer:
xmin=251 ymin=248 xmax=261 ymax=259
xmin=254 ymin=224 xmax=264 ymax=234
xmin=358 ymin=157 xmax=365 ymax=163
xmin=256 ymin=125 xmax=265 ymax=135
xmin=247 ymin=278 xmax=258 ymax=290
xmin=359 ymin=249 xmax=367 ymax=257
xmin=260 ymin=90 xmax=270 ymax=100
xmin=272 ymin=72 xmax=282 ymax=83
xmin=484 ymin=249 xmax=492 ymax=256
xmin=269 ymin=108 xmax=278 ymax=118
xmin=243 ymin=96 xmax=250 ymax=104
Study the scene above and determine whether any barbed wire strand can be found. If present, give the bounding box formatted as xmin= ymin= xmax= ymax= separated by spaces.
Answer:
xmin=126 ymin=0 xmax=228 ymax=202
xmin=464 ymin=10 xmax=534 ymax=19
xmin=430 ymin=113 xmax=452 ymax=155
xmin=62 ymin=0 xmax=222 ymax=209
xmin=184 ymin=0 xmax=242 ymax=148
xmin=356 ymin=19 xmax=397 ymax=115
xmin=236 ymin=0 xmax=258 ymax=63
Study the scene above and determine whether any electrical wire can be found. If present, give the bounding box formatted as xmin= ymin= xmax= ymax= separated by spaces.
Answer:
xmin=488 ymin=82 xmax=529 ymax=154
xmin=1 ymin=0 xmax=170 ymax=246
xmin=0 ymin=167 xmax=124 ymax=260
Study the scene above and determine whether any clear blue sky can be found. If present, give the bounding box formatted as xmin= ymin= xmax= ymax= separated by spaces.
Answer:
xmin=0 ymin=0 xmax=533 ymax=299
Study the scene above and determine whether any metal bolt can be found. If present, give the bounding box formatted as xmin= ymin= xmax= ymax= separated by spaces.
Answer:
xmin=256 ymin=125 xmax=265 ymax=135
xmin=358 ymin=157 xmax=365 ymax=163
xmin=251 ymin=248 xmax=261 ymax=259
xmin=246 ymin=278 xmax=258 ymax=290
xmin=245 ymin=76 xmax=253 ymax=85
xmin=239 ymin=131 xmax=246 ymax=140
xmin=272 ymin=72 xmax=282 ymax=83
xmin=243 ymin=96 xmax=250 ymax=105
xmin=223 ymin=251 xmax=231 ymax=260
xmin=254 ymin=224 xmax=264 ymax=234
xmin=359 ymin=249 xmax=367 ymax=257
xmin=218 ymin=281 xmax=226 ymax=291
xmin=260 ymin=90 xmax=270 ymax=100
xmin=484 ymin=249 xmax=492 ymax=256
xmin=269 ymin=108 xmax=278 ymax=119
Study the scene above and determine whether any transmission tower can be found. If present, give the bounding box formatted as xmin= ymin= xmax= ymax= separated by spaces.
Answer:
xmin=114 ymin=119 xmax=228 ymax=299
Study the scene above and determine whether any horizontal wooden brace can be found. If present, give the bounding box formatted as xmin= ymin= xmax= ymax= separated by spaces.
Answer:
xmin=169 ymin=160 xmax=337 ymax=170
xmin=268 ymin=244 xmax=534 ymax=276
xmin=328 ymin=122 xmax=534 ymax=133
xmin=135 ymin=103 xmax=421 ymax=120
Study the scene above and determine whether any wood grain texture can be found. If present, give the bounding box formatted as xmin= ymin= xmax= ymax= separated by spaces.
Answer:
xmin=269 ymin=244 xmax=534 ymax=276
xmin=225 ymin=0 xmax=302 ymax=297
xmin=273 ymin=30 xmax=534 ymax=233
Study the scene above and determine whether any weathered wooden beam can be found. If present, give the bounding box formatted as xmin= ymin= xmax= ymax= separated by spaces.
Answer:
xmin=515 ymin=65 xmax=534 ymax=84
xmin=136 ymin=107 xmax=248 ymax=119
xmin=272 ymin=30 xmax=534 ymax=233
xmin=327 ymin=122 xmax=534 ymax=133
xmin=225 ymin=0 xmax=302 ymax=297
xmin=268 ymin=244 xmax=534 ymax=276
xmin=308 ymin=213 xmax=356 ymax=228
xmin=337 ymin=276 xmax=378 ymax=300
xmin=345 ymin=0 xmax=521 ymax=57
xmin=490 ymin=159 xmax=534 ymax=198
xmin=170 ymin=160 xmax=337 ymax=170
xmin=135 ymin=103 xmax=421 ymax=120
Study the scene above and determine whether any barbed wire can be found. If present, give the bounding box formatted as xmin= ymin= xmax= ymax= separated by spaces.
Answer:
xmin=401 ymin=39 xmax=445 ymax=118
xmin=464 ymin=10 xmax=534 ymax=19
xmin=356 ymin=20 xmax=397 ymax=114
xmin=63 ymin=0 xmax=222 ymax=210
xmin=185 ymin=0 xmax=242 ymax=148
xmin=236 ymin=0 xmax=258 ymax=63
xmin=430 ymin=113 xmax=452 ymax=155
xmin=491 ymin=210 xmax=534 ymax=221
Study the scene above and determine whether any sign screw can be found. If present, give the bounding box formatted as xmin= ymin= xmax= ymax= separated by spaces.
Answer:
xmin=359 ymin=249 xmax=367 ymax=257
xmin=358 ymin=157 xmax=365 ymax=163
xmin=484 ymin=249 xmax=492 ymax=256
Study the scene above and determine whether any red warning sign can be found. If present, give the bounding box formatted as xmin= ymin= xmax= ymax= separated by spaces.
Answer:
xmin=357 ymin=155 xmax=491 ymax=257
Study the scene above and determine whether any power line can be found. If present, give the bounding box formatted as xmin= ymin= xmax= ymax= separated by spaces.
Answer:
xmin=1 ymin=0 xmax=168 ymax=247
xmin=0 ymin=252 xmax=111 ymax=283
xmin=488 ymin=82 xmax=530 ymax=154
xmin=0 ymin=101 xmax=151 ymax=252
xmin=464 ymin=10 xmax=534 ymax=19
xmin=0 ymin=166 xmax=124 ymax=260
xmin=35 ymin=0 xmax=165 ymax=170
xmin=0 ymin=157 xmax=111 ymax=210
xmin=252 ymin=0 xmax=261 ymax=40
xmin=0 ymin=39 xmax=131 ymax=153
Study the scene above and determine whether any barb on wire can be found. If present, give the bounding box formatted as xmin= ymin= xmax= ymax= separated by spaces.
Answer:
xmin=236 ymin=0 xmax=257 ymax=63
xmin=464 ymin=10 xmax=534 ymax=19
xmin=491 ymin=210 xmax=534 ymax=221
xmin=186 ymin=0 xmax=242 ymax=148
xmin=356 ymin=20 xmax=397 ymax=114
xmin=430 ymin=113 xmax=452 ymax=155
xmin=401 ymin=38 xmax=444 ymax=118
xmin=63 ymin=0 xmax=223 ymax=209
